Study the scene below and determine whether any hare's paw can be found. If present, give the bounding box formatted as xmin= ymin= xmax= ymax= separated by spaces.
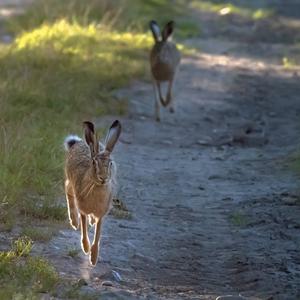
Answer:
xmin=89 ymin=215 xmax=96 ymax=226
xmin=89 ymin=243 xmax=99 ymax=266
xmin=155 ymin=108 xmax=160 ymax=122
xmin=81 ymin=237 xmax=90 ymax=255
xmin=69 ymin=211 xmax=79 ymax=230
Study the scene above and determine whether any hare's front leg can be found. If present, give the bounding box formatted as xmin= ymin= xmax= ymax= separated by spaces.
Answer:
xmin=80 ymin=213 xmax=90 ymax=254
xmin=90 ymin=219 xmax=102 ymax=266
xmin=152 ymin=80 xmax=161 ymax=122
xmin=65 ymin=179 xmax=79 ymax=230
xmin=166 ymin=77 xmax=175 ymax=113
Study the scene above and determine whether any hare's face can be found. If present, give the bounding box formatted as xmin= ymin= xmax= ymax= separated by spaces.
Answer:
xmin=83 ymin=120 xmax=121 ymax=185
xmin=92 ymin=152 xmax=113 ymax=185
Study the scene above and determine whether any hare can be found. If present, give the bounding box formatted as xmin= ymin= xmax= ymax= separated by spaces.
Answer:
xmin=64 ymin=120 xmax=121 ymax=266
xmin=149 ymin=20 xmax=181 ymax=121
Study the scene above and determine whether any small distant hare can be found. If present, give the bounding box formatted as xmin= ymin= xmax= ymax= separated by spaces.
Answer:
xmin=64 ymin=120 xmax=121 ymax=266
xmin=149 ymin=20 xmax=181 ymax=121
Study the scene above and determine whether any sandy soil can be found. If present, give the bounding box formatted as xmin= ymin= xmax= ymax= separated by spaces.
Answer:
xmin=1 ymin=1 xmax=300 ymax=299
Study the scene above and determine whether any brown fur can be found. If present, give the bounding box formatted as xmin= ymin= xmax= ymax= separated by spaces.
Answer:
xmin=150 ymin=42 xmax=180 ymax=82
xmin=64 ymin=121 xmax=121 ymax=266
xmin=149 ymin=20 xmax=181 ymax=121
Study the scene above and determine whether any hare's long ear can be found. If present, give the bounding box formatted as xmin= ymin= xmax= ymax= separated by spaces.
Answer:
xmin=149 ymin=20 xmax=161 ymax=42
xmin=162 ymin=21 xmax=175 ymax=41
xmin=105 ymin=120 xmax=121 ymax=153
xmin=83 ymin=121 xmax=97 ymax=156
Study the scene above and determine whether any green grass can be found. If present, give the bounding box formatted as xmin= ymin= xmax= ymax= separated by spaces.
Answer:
xmin=63 ymin=282 xmax=98 ymax=300
xmin=21 ymin=197 xmax=67 ymax=221
xmin=0 ymin=20 xmax=151 ymax=211
xmin=22 ymin=226 xmax=56 ymax=242
xmin=110 ymin=197 xmax=133 ymax=219
xmin=0 ymin=236 xmax=59 ymax=298
xmin=289 ymin=152 xmax=300 ymax=173
xmin=0 ymin=0 xmax=194 ymax=227
xmin=12 ymin=235 xmax=33 ymax=256
xmin=67 ymin=247 xmax=80 ymax=258
xmin=229 ymin=211 xmax=249 ymax=227
xmin=7 ymin=0 xmax=200 ymax=38
xmin=282 ymin=56 xmax=300 ymax=69
xmin=190 ymin=1 xmax=274 ymax=20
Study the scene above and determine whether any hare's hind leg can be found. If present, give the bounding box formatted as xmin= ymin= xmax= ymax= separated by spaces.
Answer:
xmin=166 ymin=77 xmax=175 ymax=113
xmin=156 ymin=81 xmax=165 ymax=107
xmin=152 ymin=80 xmax=161 ymax=122
xmin=80 ymin=213 xmax=90 ymax=254
xmin=65 ymin=179 xmax=79 ymax=230
xmin=90 ymin=218 xmax=102 ymax=266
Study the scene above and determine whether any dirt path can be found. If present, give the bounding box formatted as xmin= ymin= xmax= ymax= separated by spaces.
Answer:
xmin=0 ymin=0 xmax=32 ymax=42
xmin=2 ymin=1 xmax=300 ymax=299
xmin=103 ymin=46 xmax=300 ymax=299
xmin=46 ymin=26 xmax=300 ymax=300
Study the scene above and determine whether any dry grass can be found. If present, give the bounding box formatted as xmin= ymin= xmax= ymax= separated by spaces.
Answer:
xmin=0 ymin=236 xmax=58 ymax=298
xmin=0 ymin=0 xmax=195 ymax=227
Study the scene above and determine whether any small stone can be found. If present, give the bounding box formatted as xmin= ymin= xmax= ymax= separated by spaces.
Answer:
xmin=197 ymin=139 xmax=211 ymax=146
xmin=77 ymin=278 xmax=88 ymax=287
xmin=39 ymin=294 xmax=51 ymax=300
xmin=281 ymin=191 xmax=290 ymax=197
xmin=102 ymin=280 xmax=113 ymax=287
xmin=216 ymin=296 xmax=248 ymax=300
xmin=222 ymin=197 xmax=233 ymax=201
xmin=208 ymin=175 xmax=222 ymax=180
xmin=282 ymin=196 xmax=298 ymax=206
xmin=79 ymin=286 xmax=96 ymax=296
xmin=112 ymin=270 xmax=122 ymax=282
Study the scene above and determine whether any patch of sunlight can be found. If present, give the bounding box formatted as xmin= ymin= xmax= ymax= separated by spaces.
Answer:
xmin=15 ymin=20 xmax=97 ymax=50
xmin=0 ymin=7 xmax=24 ymax=17
xmin=219 ymin=7 xmax=231 ymax=16
xmin=13 ymin=19 xmax=191 ymax=57
xmin=282 ymin=56 xmax=299 ymax=69
xmin=252 ymin=9 xmax=273 ymax=20
xmin=190 ymin=1 xmax=274 ymax=20
xmin=14 ymin=20 xmax=151 ymax=55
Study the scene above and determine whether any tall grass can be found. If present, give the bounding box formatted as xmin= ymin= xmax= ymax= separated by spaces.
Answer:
xmin=0 ymin=20 xmax=151 ymax=221
xmin=0 ymin=236 xmax=58 ymax=298
xmin=7 ymin=0 xmax=200 ymax=38
xmin=0 ymin=0 xmax=194 ymax=226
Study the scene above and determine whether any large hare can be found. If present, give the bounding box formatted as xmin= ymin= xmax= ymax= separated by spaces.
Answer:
xmin=149 ymin=20 xmax=181 ymax=121
xmin=64 ymin=120 xmax=121 ymax=266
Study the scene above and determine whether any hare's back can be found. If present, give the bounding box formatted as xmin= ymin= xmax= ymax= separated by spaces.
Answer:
xmin=150 ymin=42 xmax=180 ymax=81
xmin=65 ymin=141 xmax=91 ymax=179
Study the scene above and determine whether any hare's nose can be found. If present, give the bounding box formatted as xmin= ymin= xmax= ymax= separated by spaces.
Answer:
xmin=98 ymin=176 xmax=104 ymax=184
